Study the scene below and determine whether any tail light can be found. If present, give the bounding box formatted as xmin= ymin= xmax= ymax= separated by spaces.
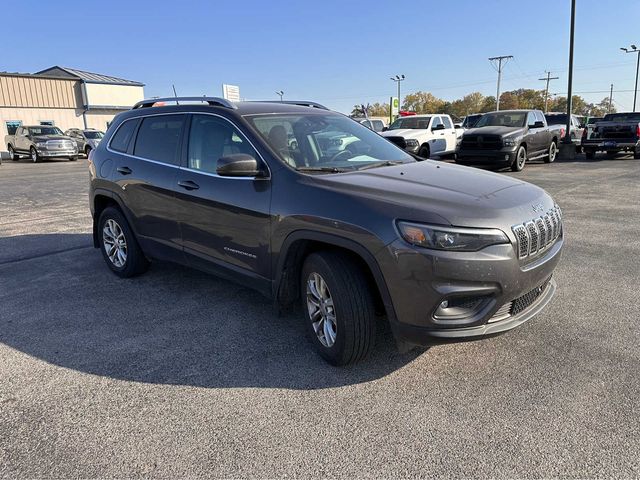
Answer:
xmin=559 ymin=128 xmax=566 ymax=138
xmin=582 ymin=127 xmax=588 ymax=139
xmin=636 ymin=123 xmax=640 ymax=137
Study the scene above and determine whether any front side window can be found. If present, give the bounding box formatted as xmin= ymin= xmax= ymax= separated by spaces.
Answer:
xmin=372 ymin=120 xmax=384 ymax=132
xmin=84 ymin=131 xmax=104 ymax=139
xmin=28 ymin=126 xmax=63 ymax=136
xmin=109 ymin=119 xmax=138 ymax=153
xmin=475 ymin=112 xmax=527 ymax=128
xmin=248 ymin=113 xmax=413 ymax=171
xmin=431 ymin=117 xmax=442 ymax=128
xmin=188 ymin=114 xmax=258 ymax=173
xmin=134 ymin=115 xmax=185 ymax=165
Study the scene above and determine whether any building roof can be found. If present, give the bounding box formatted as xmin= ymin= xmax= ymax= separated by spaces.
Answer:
xmin=35 ymin=66 xmax=144 ymax=86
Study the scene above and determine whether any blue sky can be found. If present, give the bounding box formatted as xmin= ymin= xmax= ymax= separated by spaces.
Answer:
xmin=5 ymin=0 xmax=640 ymax=113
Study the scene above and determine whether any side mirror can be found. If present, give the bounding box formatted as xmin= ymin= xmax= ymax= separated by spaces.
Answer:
xmin=216 ymin=154 xmax=265 ymax=178
xmin=530 ymin=121 xmax=545 ymax=129
xmin=454 ymin=124 xmax=462 ymax=129
xmin=432 ymin=124 xmax=445 ymax=131
xmin=382 ymin=126 xmax=388 ymax=131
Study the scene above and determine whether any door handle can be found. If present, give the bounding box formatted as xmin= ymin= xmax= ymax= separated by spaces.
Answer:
xmin=117 ymin=166 xmax=132 ymax=175
xmin=178 ymin=180 xmax=200 ymax=191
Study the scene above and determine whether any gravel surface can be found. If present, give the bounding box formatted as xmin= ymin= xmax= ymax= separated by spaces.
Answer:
xmin=0 ymin=154 xmax=639 ymax=478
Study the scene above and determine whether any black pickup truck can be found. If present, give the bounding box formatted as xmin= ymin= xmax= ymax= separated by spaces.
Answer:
xmin=581 ymin=112 xmax=640 ymax=159
xmin=456 ymin=110 xmax=561 ymax=172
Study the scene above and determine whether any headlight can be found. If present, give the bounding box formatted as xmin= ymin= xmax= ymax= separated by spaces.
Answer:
xmin=503 ymin=138 xmax=517 ymax=147
xmin=405 ymin=139 xmax=419 ymax=148
xmin=397 ymin=221 xmax=509 ymax=251
xmin=36 ymin=142 xmax=47 ymax=148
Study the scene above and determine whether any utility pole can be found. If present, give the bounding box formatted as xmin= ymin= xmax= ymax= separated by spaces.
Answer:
xmin=538 ymin=71 xmax=559 ymax=112
xmin=620 ymin=45 xmax=639 ymax=111
xmin=559 ymin=0 xmax=576 ymax=159
xmin=609 ymin=84 xmax=614 ymax=113
xmin=489 ymin=55 xmax=513 ymax=110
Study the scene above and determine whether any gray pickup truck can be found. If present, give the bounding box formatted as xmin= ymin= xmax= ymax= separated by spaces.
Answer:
xmin=581 ymin=112 xmax=640 ymax=159
xmin=457 ymin=110 xmax=561 ymax=171
xmin=6 ymin=125 xmax=78 ymax=162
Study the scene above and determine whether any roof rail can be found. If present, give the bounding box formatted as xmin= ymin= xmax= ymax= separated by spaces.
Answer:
xmin=132 ymin=96 xmax=237 ymax=110
xmin=249 ymin=100 xmax=329 ymax=110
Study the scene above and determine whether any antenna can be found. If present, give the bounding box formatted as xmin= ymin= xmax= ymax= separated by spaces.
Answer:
xmin=172 ymin=85 xmax=179 ymax=105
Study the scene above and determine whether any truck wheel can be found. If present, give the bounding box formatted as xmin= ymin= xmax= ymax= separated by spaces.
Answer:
xmin=634 ymin=148 xmax=640 ymax=160
xmin=30 ymin=147 xmax=40 ymax=163
xmin=8 ymin=145 xmax=19 ymax=161
xmin=85 ymin=146 xmax=92 ymax=157
xmin=98 ymin=207 xmax=149 ymax=278
xmin=418 ymin=144 xmax=430 ymax=159
xmin=544 ymin=141 xmax=557 ymax=163
xmin=69 ymin=156 xmax=78 ymax=161
xmin=585 ymin=149 xmax=596 ymax=160
xmin=511 ymin=146 xmax=527 ymax=171
xmin=301 ymin=251 xmax=376 ymax=366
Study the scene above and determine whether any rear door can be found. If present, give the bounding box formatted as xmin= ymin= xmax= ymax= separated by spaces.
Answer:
xmin=174 ymin=113 xmax=272 ymax=287
xmin=110 ymin=114 xmax=185 ymax=263
xmin=441 ymin=116 xmax=457 ymax=153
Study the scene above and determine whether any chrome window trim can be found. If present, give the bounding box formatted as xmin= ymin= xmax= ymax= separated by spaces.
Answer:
xmin=106 ymin=111 xmax=271 ymax=180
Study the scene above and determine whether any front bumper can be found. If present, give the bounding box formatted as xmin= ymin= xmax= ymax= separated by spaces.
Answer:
xmin=376 ymin=234 xmax=563 ymax=346
xmin=456 ymin=148 xmax=517 ymax=165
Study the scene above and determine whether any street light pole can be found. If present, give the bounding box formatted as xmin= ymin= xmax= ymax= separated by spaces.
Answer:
xmin=609 ymin=84 xmax=614 ymax=113
xmin=275 ymin=90 xmax=284 ymax=102
xmin=390 ymin=75 xmax=405 ymax=117
xmin=559 ymin=0 xmax=577 ymax=160
xmin=620 ymin=45 xmax=640 ymax=111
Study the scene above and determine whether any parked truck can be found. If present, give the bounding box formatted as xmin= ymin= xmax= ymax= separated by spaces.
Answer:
xmin=380 ymin=114 xmax=461 ymax=158
xmin=581 ymin=112 xmax=640 ymax=159
xmin=456 ymin=110 xmax=561 ymax=171
xmin=6 ymin=125 xmax=78 ymax=162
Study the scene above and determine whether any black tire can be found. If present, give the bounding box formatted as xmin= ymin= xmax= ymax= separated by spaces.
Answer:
xmin=29 ymin=147 xmax=40 ymax=163
xmin=85 ymin=146 xmax=92 ymax=158
xmin=301 ymin=251 xmax=376 ymax=366
xmin=511 ymin=145 xmax=527 ymax=171
xmin=8 ymin=145 xmax=19 ymax=161
xmin=98 ymin=207 xmax=149 ymax=278
xmin=585 ymin=149 xmax=596 ymax=160
xmin=69 ymin=156 xmax=78 ymax=161
xmin=418 ymin=144 xmax=430 ymax=159
xmin=634 ymin=149 xmax=640 ymax=160
xmin=544 ymin=141 xmax=557 ymax=163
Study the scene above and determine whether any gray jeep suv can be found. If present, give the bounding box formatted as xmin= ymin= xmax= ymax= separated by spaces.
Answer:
xmin=89 ymin=97 xmax=563 ymax=365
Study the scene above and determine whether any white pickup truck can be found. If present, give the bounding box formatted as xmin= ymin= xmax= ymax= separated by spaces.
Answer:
xmin=380 ymin=114 xmax=461 ymax=158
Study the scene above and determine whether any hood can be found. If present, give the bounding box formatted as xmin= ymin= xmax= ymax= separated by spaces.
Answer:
xmin=381 ymin=129 xmax=426 ymax=140
xmin=32 ymin=135 xmax=74 ymax=142
xmin=315 ymin=161 xmax=555 ymax=229
xmin=465 ymin=126 xmax=525 ymax=137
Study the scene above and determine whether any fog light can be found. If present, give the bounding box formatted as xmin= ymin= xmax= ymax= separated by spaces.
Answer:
xmin=439 ymin=300 xmax=449 ymax=309
xmin=434 ymin=296 xmax=491 ymax=321
xmin=505 ymin=154 xmax=510 ymax=161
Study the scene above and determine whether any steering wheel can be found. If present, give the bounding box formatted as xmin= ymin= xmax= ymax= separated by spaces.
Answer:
xmin=328 ymin=149 xmax=354 ymax=163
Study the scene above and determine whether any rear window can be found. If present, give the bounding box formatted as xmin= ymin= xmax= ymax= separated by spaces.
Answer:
xmin=603 ymin=113 xmax=640 ymax=122
xmin=110 ymin=120 xmax=138 ymax=153
xmin=133 ymin=115 xmax=185 ymax=165
xmin=545 ymin=114 xmax=567 ymax=125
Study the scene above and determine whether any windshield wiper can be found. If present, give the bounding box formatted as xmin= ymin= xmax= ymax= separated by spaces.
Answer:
xmin=356 ymin=160 xmax=405 ymax=171
xmin=296 ymin=166 xmax=351 ymax=173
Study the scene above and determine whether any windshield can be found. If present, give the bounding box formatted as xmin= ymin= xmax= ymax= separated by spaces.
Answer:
xmin=545 ymin=114 xmax=567 ymax=125
xmin=28 ymin=126 xmax=64 ymax=136
xmin=84 ymin=131 xmax=104 ymax=139
xmin=247 ymin=113 xmax=413 ymax=171
xmin=388 ymin=116 xmax=431 ymax=130
xmin=462 ymin=114 xmax=483 ymax=128
xmin=603 ymin=113 xmax=640 ymax=122
xmin=474 ymin=112 xmax=527 ymax=128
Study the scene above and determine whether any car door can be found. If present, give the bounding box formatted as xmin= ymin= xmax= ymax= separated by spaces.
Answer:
xmin=109 ymin=114 xmax=185 ymax=263
xmin=174 ymin=113 xmax=272 ymax=287
xmin=526 ymin=111 xmax=543 ymax=155
xmin=429 ymin=116 xmax=447 ymax=154
xmin=441 ymin=116 xmax=457 ymax=153
xmin=15 ymin=127 xmax=28 ymax=151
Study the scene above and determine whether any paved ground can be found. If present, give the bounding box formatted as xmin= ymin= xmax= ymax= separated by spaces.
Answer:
xmin=1 ymin=154 xmax=639 ymax=478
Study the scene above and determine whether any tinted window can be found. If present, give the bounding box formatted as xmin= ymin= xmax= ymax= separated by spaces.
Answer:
xmin=603 ymin=113 xmax=640 ymax=122
xmin=110 ymin=120 xmax=138 ymax=153
xmin=545 ymin=114 xmax=567 ymax=125
xmin=134 ymin=115 xmax=185 ymax=164
xmin=442 ymin=117 xmax=452 ymax=129
xmin=372 ymin=120 xmax=384 ymax=132
xmin=188 ymin=114 xmax=257 ymax=173
xmin=388 ymin=116 xmax=431 ymax=130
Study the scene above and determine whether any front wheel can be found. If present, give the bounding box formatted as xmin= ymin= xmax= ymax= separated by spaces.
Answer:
xmin=511 ymin=145 xmax=527 ymax=171
xmin=585 ymin=149 xmax=596 ymax=160
xmin=30 ymin=147 xmax=40 ymax=163
xmin=418 ymin=144 xmax=430 ymax=159
xmin=544 ymin=141 xmax=557 ymax=163
xmin=69 ymin=156 xmax=78 ymax=161
xmin=98 ymin=207 xmax=149 ymax=278
xmin=301 ymin=251 xmax=376 ymax=365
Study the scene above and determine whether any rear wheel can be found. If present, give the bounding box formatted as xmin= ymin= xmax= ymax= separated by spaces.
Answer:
xmin=418 ymin=144 xmax=430 ymax=159
xmin=511 ymin=145 xmax=527 ymax=171
xmin=301 ymin=251 xmax=376 ymax=365
xmin=8 ymin=145 xmax=18 ymax=161
xmin=69 ymin=156 xmax=78 ymax=161
xmin=30 ymin=147 xmax=40 ymax=163
xmin=585 ymin=149 xmax=596 ymax=160
xmin=85 ymin=146 xmax=92 ymax=157
xmin=98 ymin=207 xmax=149 ymax=278
xmin=544 ymin=141 xmax=557 ymax=163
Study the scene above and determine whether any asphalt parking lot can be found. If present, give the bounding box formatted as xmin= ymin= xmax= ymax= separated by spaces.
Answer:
xmin=1 ymin=154 xmax=639 ymax=478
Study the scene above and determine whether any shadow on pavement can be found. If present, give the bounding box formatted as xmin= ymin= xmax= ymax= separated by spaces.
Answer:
xmin=0 ymin=233 xmax=425 ymax=390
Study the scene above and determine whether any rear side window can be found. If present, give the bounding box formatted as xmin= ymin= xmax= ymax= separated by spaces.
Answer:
xmin=110 ymin=120 xmax=138 ymax=153
xmin=133 ymin=115 xmax=185 ymax=165
xmin=442 ymin=117 xmax=452 ymax=129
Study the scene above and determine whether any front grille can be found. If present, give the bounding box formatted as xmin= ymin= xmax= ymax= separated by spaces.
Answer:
xmin=385 ymin=136 xmax=407 ymax=149
xmin=511 ymin=205 xmax=563 ymax=260
xmin=460 ymin=134 xmax=503 ymax=150
xmin=488 ymin=301 xmax=513 ymax=323
xmin=46 ymin=140 xmax=75 ymax=149
xmin=511 ymin=276 xmax=552 ymax=315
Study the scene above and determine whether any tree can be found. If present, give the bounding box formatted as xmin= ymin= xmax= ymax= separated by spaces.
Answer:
xmin=480 ymin=96 xmax=496 ymax=112
xmin=402 ymin=91 xmax=446 ymax=113
xmin=548 ymin=95 xmax=589 ymax=115
xmin=350 ymin=102 xmax=390 ymax=117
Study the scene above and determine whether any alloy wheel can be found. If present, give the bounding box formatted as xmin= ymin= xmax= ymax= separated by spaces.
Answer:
xmin=549 ymin=142 xmax=557 ymax=162
xmin=30 ymin=148 xmax=37 ymax=163
xmin=102 ymin=219 xmax=127 ymax=268
xmin=306 ymin=272 xmax=337 ymax=347
xmin=517 ymin=148 xmax=526 ymax=169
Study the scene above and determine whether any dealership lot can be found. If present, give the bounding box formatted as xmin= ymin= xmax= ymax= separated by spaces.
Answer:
xmin=1 ymin=157 xmax=639 ymax=477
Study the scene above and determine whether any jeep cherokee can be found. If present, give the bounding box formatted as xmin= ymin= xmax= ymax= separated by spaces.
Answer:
xmin=89 ymin=97 xmax=564 ymax=365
